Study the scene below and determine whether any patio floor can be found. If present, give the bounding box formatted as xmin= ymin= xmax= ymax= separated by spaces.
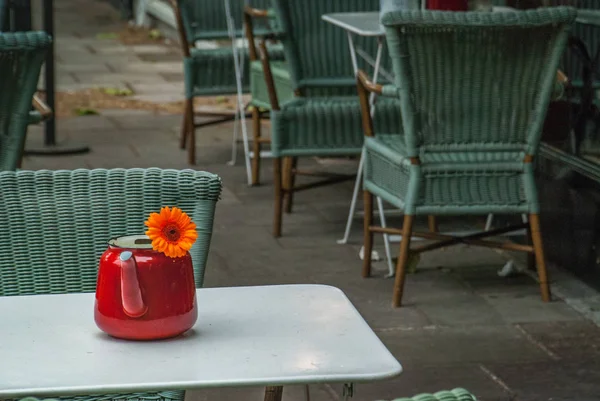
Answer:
xmin=19 ymin=1 xmax=600 ymax=400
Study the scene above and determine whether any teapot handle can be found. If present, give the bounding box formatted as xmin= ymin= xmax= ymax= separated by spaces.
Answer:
xmin=120 ymin=251 xmax=148 ymax=318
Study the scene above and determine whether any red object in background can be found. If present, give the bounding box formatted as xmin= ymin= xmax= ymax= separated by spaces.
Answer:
xmin=95 ymin=235 xmax=197 ymax=340
xmin=428 ymin=0 xmax=469 ymax=10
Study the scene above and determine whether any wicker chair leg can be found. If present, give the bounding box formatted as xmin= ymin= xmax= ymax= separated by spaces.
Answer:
xmin=180 ymin=97 xmax=193 ymax=150
xmin=529 ymin=214 xmax=551 ymax=302
xmin=185 ymin=98 xmax=196 ymax=165
xmin=284 ymin=157 xmax=298 ymax=213
xmin=273 ymin=158 xmax=284 ymax=237
xmin=363 ymin=190 xmax=374 ymax=278
xmin=264 ymin=386 xmax=284 ymax=401
xmin=251 ymin=107 xmax=261 ymax=186
xmin=393 ymin=215 xmax=414 ymax=307
xmin=428 ymin=215 xmax=439 ymax=233
xmin=526 ymin=223 xmax=537 ymax=271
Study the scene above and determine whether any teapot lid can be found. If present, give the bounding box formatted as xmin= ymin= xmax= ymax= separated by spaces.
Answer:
xmin=108 ymin=235 xmax=153 ymax=249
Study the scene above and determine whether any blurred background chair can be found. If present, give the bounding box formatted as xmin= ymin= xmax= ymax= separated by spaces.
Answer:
xmin=263 ymin=0 xmax=403 ymax=237
xmin=171 ymin=0 xmax=285 ymax=172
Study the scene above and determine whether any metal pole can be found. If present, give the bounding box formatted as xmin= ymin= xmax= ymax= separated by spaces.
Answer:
xmin=24 ymin=0 xmax=90 ymax=156
xmin=44 ymin=0 xmax=55 ymax=146
xmin=12 ymin=0 xmax=32 ymax=30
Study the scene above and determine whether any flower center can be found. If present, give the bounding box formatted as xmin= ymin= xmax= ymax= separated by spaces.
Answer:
xmin=162 ymin=224 xmax=181 ymax=242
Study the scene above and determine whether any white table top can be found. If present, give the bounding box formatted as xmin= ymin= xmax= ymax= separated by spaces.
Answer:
xmin=0 ymin=285 xmax=402 ymax=398
xmin=322 ymin=7 xmax=517 ymax=37
xmin=322 ymin=12 xmax=384 ymax=37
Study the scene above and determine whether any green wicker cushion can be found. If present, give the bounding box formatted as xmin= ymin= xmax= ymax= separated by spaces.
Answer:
xmin=270 ymin=97 xmax=403 ymax=158
xmin=185 ymin=44 xmax=285 ymax=97
xmin=250 ymin=60 xmax=294 ymax=110
xmin=364 ymin=135 xmax=530 ymax=215
xmin=177 ymin=0 xmax=275 ymax=42
xmin=0 ymin=32 xmax=51 ymax=171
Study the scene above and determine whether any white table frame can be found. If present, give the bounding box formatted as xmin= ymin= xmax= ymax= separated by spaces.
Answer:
xmin=0 ymin=285 xmax=402 ymax=400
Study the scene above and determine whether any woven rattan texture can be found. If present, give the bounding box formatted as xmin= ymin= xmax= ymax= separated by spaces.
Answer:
xmin=0 ymin=168 xmax=222 ymax=296
xmin=271 ymin=0 xmax=392 ymax=92
xmin=0 ymin=32 xmax=51 ymax=171
xmin=363 ymin=8 xmax=576 ymax=215
xmin=271 ymin=97 xmax=403 ymax=157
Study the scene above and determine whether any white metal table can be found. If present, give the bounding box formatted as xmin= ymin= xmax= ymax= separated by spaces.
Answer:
xmin=0 ymin=285 xmax=402 ymax=400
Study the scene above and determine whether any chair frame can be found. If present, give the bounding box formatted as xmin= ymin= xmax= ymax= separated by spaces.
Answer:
xmin=244 ymin=5 xmax=277 ymax=186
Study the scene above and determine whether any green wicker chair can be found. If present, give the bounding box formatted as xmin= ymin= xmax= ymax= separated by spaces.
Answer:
xmin=264 ymin=0 xmax=402 ymax=237
xmin=0 ymin=168 xmax=222 ymax=401
xmin=245 ymin=0 xmax=399 ymax=186
xmin=0 ymin=31 xmax=52 ymax=171
xmin=358 ymin=7 xmax=577 ymax=307
xmin=380 ymin=388 xmax=477 ymax=401
xmin=172 ymin=0 xmax=285 ymax=165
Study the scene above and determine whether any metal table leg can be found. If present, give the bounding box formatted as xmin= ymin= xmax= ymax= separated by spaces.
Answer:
xmin=24 ymin=0 xmax=90 ymax=157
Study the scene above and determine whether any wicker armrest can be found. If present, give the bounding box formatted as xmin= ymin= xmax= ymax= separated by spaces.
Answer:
xmin=358 ymin=70 xmax=383 ymax=95
xmin=244 ymin=6 xmax=284 ymax=61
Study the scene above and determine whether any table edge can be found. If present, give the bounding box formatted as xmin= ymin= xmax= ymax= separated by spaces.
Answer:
xmin=322 ymin=13 xmax=384 ymax=37
xmin=0 ymin=365 xmax=403 ymax=398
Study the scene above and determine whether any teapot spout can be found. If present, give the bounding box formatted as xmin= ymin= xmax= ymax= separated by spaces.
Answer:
xmin=119 ymin=251 xmax=147 ymax=318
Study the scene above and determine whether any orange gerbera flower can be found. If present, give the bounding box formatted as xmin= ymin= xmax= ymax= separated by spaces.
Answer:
xmin=144 ymin=206 xmax=197 ymax=258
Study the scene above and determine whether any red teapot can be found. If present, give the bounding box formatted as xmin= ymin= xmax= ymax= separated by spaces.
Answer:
xmin=94 ymin=235 xmax=197 ymax=340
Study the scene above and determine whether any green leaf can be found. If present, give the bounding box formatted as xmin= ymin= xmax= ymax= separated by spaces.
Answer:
xmin=75 ymin=108 xmax=99 ymax=116
xmin=215 ymin=96 xmax=228 ymax=104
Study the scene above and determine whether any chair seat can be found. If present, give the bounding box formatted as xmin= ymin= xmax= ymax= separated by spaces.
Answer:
xmin=374 ymin=134 xmax=526 ymax=164
xmin=185 ymin=44 xmax=285 ymax=97
xmin=250 ymin=60 xmax=294 ymax=110
xmin=271 ymin=97 xmax=403 ymax=158
xmin=364 ymin=135 xmax=531 ymax=215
